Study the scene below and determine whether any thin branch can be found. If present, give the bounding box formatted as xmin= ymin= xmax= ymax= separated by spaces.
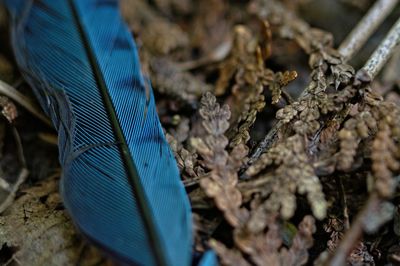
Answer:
xmin=38 ymin=132 xmax=58 ymax=145
xmin=336 ymin=176 xmax=350 ymax=230
xmin=362 ymin=17 xmax=400 ymax=80
xmin=309 ymin=18 xmax=400 ymax=162
xmin=178 ymin=40 xmax=232 ymax=71
xmin=0 ymin=168 xmax=29 ymax=214
xmin=0 ymin=125 xmax=29 ymax=213
xmin=327 ymin=194 xmax=380 ymax=266
xmin=281 ymin=90 xmax=295 ymax=105
xmin=318 ymin=17 xmax=400 ymax=148
xmin=0 ymin=79 xmax=52 ymax=127
xmin=338 ymin=0 xmax=399 ymax=61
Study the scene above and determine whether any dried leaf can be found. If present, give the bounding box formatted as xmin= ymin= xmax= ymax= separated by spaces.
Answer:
xmin=0 ymin=177 xmax=108 ymax=265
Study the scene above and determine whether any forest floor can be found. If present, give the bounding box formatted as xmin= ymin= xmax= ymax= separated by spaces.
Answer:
xmin=1 ymin=0 xmax=400 ymax=265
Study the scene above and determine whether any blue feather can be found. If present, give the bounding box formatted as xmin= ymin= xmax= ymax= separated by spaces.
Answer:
xmin=198 ymin=251 xmax=218 ymax=266
xmin=3 ymin=1 xmax=216 ymax=265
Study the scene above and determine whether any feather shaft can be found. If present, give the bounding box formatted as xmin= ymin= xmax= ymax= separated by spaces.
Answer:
xmin=66 ymin=1 xmax=167 ymax=264
xmin=3 ymin=0 xmax=205 ymax=265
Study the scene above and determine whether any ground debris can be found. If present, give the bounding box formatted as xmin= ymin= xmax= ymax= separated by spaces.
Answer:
xmin=1 ymin=0 xmax=400 ymax=265
xmin=0 ymin=177 xmax=109 ymax=266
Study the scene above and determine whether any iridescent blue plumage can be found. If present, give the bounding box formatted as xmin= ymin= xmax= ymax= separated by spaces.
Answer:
xmin=3 ymin=0 xmax=205 ymax=265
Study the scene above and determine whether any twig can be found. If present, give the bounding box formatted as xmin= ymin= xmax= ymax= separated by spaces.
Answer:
xmin=336 ymin=176 xmax=350 ymax=230
xmin=328 ymin=194 xmax=380 ymax=266
xmin=362 ymin=17 xmax=400 ymax=79
xmin=312 ymin=17 xmax=400 ymax=151
xmin=281 ymin=90 xmax=294 ymax=105
xmin=12 ymin=126 xmax=27 ymax=168
xmin=183 ymin=177 xmax=200 ymax=187
xmin=0 ymin=79 xmax=52 ymax=127
xmin=319 ymin=17 xmax=400 ymax=137
xmin=0 ymin=126 xmax=29 ymax=213
xmin=338 ymin=0 xmax=399 ymax=61
xmin=38 ymin=132 xmax=58 ymax=145
xmin=4 ymin=254 xmax=23 ymax=266
xmin=178 ymin=40 xmax=232 ymax=71
xmin=0 ymin=169 xmax=29 ymax=214
xmin=244 ymin=0 xmax=399 ymax=171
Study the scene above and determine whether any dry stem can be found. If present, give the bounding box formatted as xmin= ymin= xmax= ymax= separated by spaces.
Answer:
xmin=338 ymin=0 xmax=399 ymax=61
xmin=362 ymin=17 xmax=400 ymax=79
xmin=0 ymin=79 xmax=51 ymax=126
xmin=327 ymin=194 xmax=380 ymax=266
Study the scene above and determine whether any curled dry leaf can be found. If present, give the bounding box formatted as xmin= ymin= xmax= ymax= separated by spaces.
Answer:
xmin=372 ymin=122 xmax=399 ymax=197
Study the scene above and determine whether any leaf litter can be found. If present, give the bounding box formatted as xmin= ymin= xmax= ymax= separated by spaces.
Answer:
xmin=1 ymin=0 xmax=400 ymax=265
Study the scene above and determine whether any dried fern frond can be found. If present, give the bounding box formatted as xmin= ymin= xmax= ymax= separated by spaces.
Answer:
xmin=334 ymin=90 xmax=400 ymax=196
xmin=216 ymin=25 xmax=271 ymax=147
xmin=347 ymin=242 xmax=375 ymax=266
xmin=233 ymin=214 xmax=316 ymax=266
xmin=269 ymin=71 xmax=297 ymax=105
xmin=122 ymin=0 xmax=188 ymax=55
xmin=372 ymin=123 xmax=399 ymax=197
xmin=167 ymin=132 xmax=203 ymax=180
xmin=245 ymin=135 xmax=327 ymax=220
xmin=365 ymin=93 xmax=400 ymax=197
xmin=274 ymin=55 xmax=354 ymax=137
xmin=191 ymin=92 xmax=249 ymax=227
xmin=337 ymin=110 xmax=377 ymax=171
xmin=280 ymin=216 xmax=316 ymax=266
xmin=151 ymin=58 xmax=212 ymax=105
xmin=143 ymin=20 xmax=189 ymax=55
xmin=323 ymin=217 xmax=345 ymax=252
xmin=209 ymin=240 xmax=251 ymax=266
